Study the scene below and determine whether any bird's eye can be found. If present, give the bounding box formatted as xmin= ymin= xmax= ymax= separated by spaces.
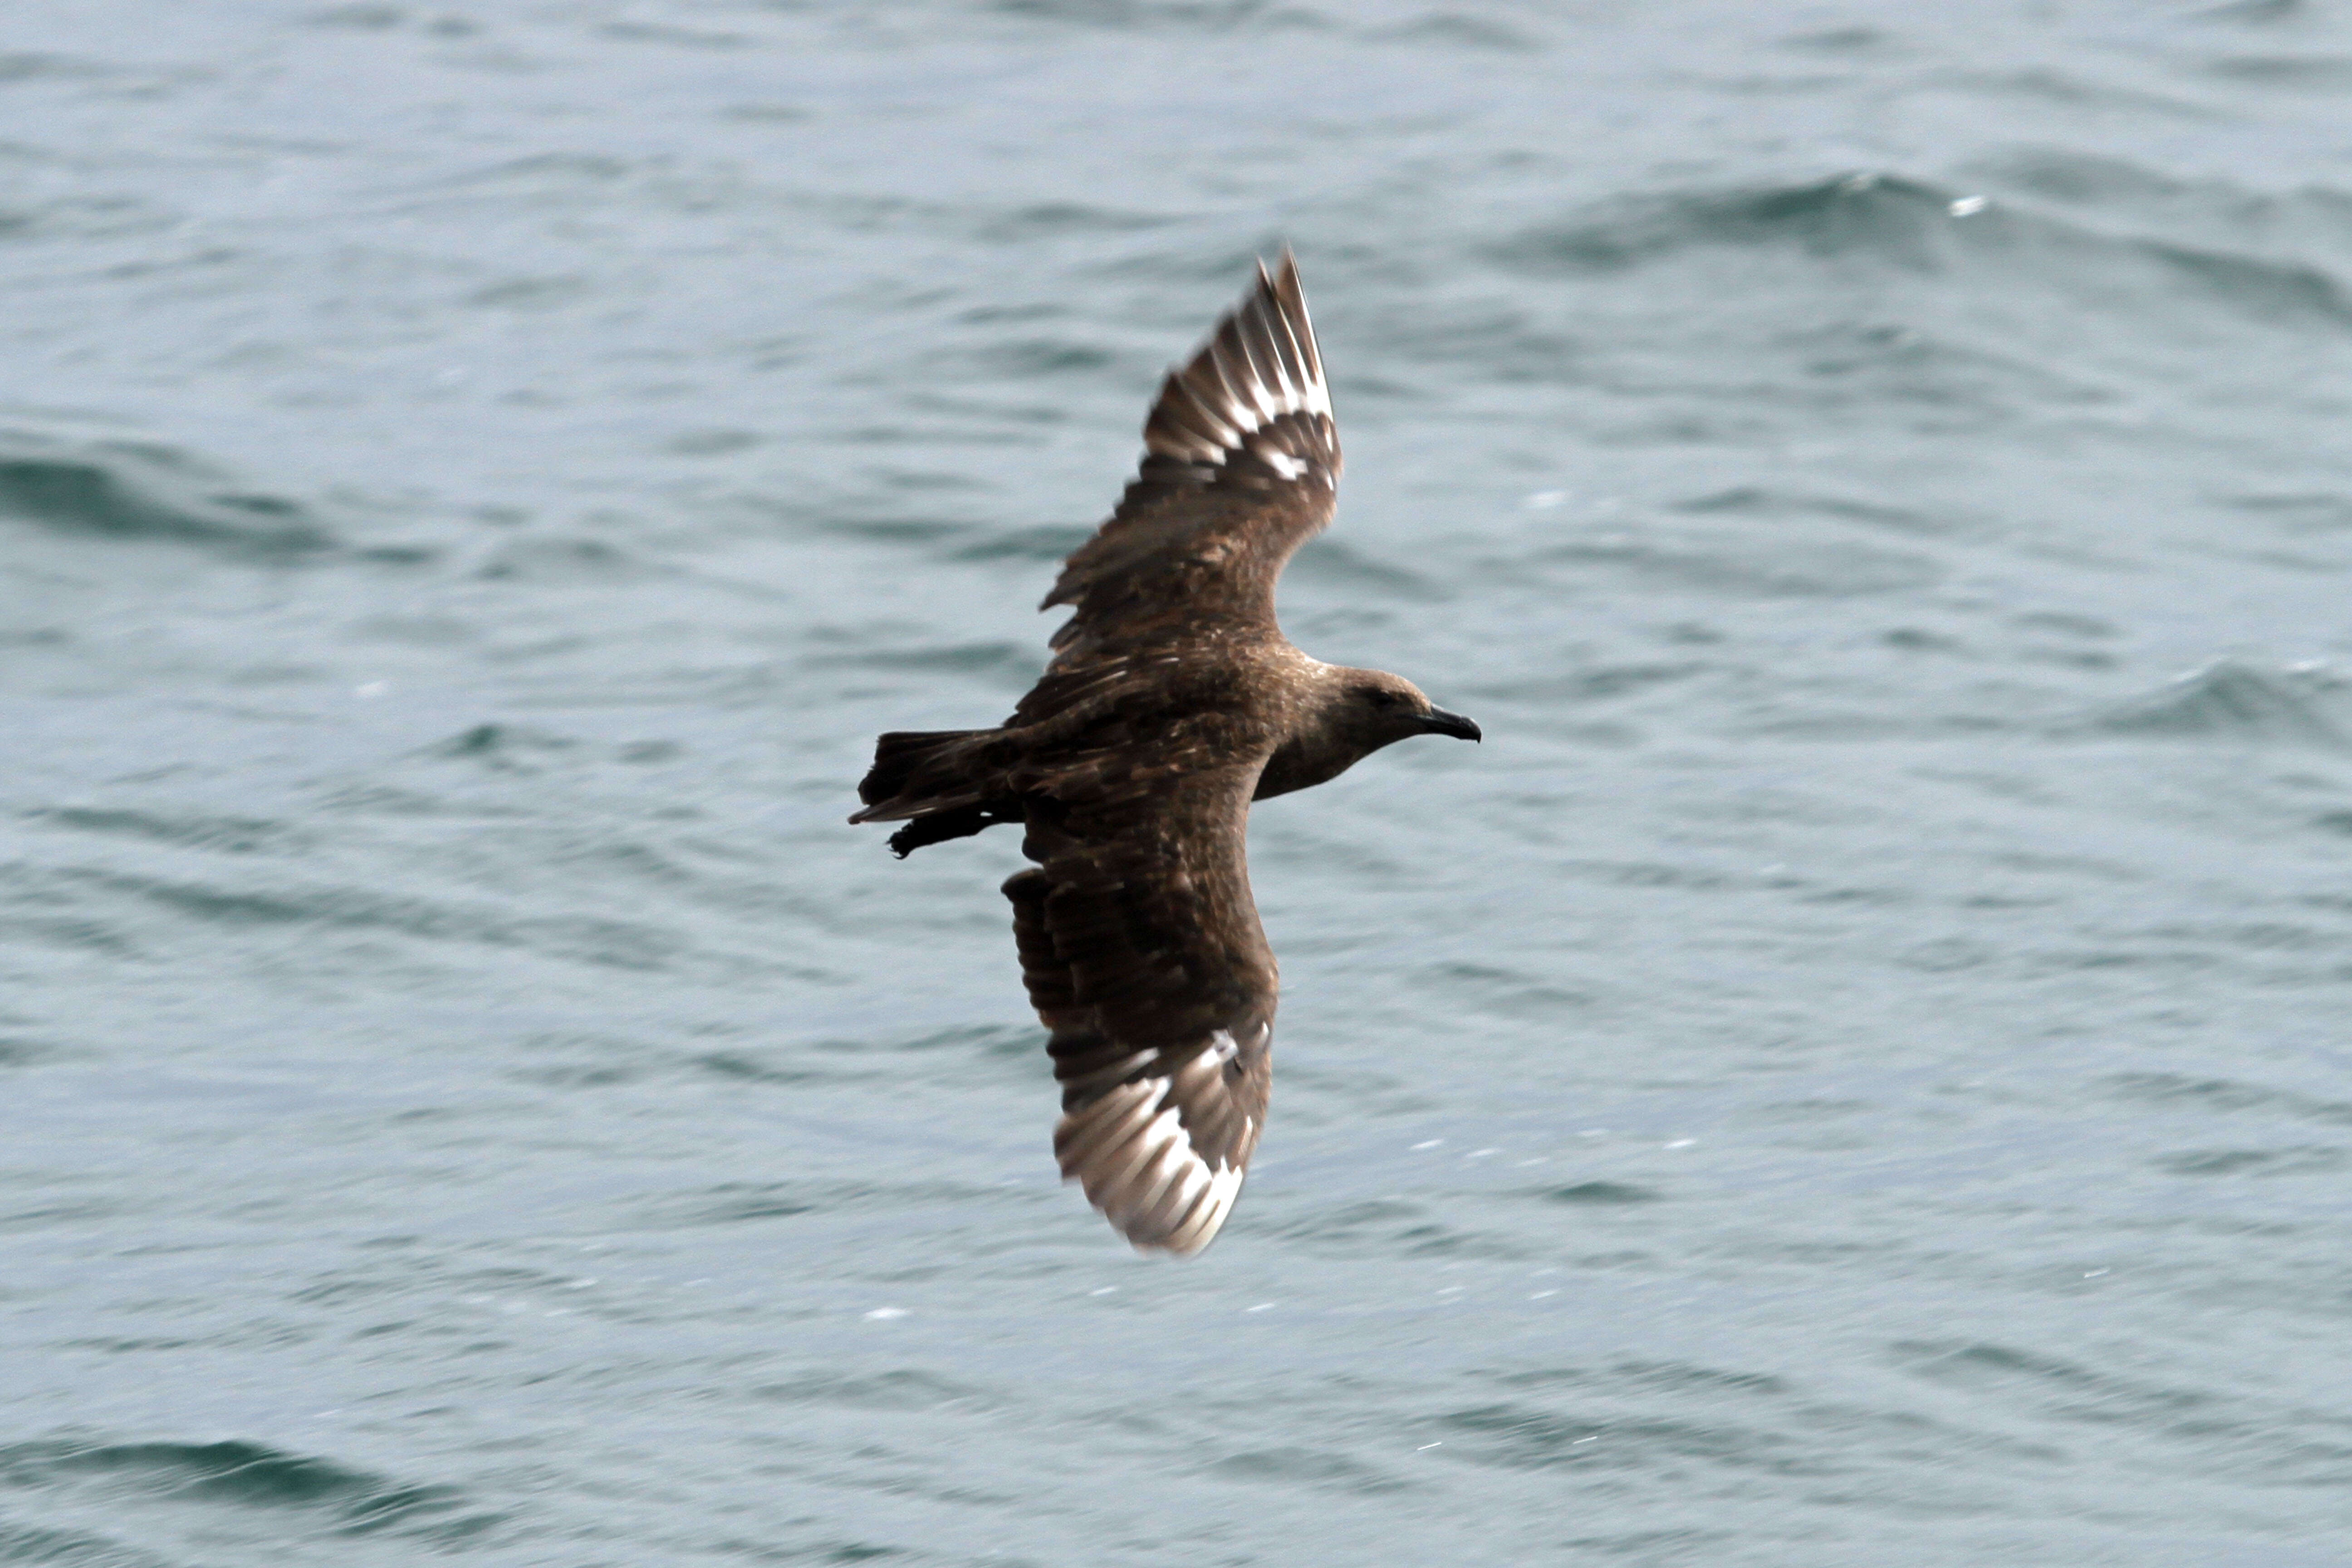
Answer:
xmin=1367 ymin=689 xmax=1402 ymax=709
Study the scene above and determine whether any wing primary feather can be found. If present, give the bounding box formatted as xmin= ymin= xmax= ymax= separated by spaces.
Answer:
xmin=1159 ymin=1166 xmax=1242 ymax=1255
xmin=1269 ymin=255 xmax=1327 ymax=408
xmin=1116 ymin=1130 xmax=1190 ymax=1214
xmin=1139 ymin=1158 xmax=1212 ymax=1235
xmin=1056 ymin=1083 xmax=1157 ymax=1173
xmin=1203 ymin=328 xmax=1256 ymax=431
xmin=1153 ymin=379 xmax=1238 ymax=453
xmin=1084 ymin=1107 xmax=1171 ymax=1206
xmin=1237 ymin=292 xmax=1293 ymax=410
xmin=1102 ymin=1109 xmax=1189 ymax=1220
xmin=1256 ymin=286 xmax=1308 ymax=397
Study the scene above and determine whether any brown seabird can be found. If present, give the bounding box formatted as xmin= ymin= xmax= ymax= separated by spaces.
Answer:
xmin=851 ymin=254 xmax=1480 ymax=1256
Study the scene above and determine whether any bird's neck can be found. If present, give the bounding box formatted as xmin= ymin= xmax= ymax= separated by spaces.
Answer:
xmin=1253 ymin=660 xmax=1376 ymax=802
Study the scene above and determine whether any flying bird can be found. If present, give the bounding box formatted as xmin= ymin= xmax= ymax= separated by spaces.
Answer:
xmin=851 ymin=254 xmax=1480 ymax=1256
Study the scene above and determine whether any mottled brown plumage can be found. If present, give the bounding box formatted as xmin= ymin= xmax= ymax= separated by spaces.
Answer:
xmin=852 ymin=254 xmax=1479 ymax=1255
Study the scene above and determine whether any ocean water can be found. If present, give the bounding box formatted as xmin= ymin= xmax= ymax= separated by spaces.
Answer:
xmin=6 ymin=1 xmax=2352 ymax=1562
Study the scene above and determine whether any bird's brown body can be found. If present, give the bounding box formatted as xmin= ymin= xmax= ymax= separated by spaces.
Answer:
xmin=852 ymin=256 xmax=1478 ymax=1255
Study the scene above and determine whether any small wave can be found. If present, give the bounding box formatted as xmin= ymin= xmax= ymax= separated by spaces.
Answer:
xmin=0 ymin=434 xmax=333 ymax=558
xmin=1440 ymin=1402 xmax=1776 ymax=1473
xmin=32 ymin=808 xmax=296 ymax=856
xmin=0 ymin=193 xmax=178 ymax=246
xmin=1542 ymin=1181 xmax=1664 ymax=1205
xmin=1275 ymin=1197 xmax=1530 ymax=1260
xmin=1468 ymin=661 xmax=1704 ymax=704
xmin=689 ymin=1050 xmax=836 ymax=1088
xmin=807 ymin=639 xmax=1039 ymax=678
xmin=1953 ymin=66 xmax=2224 ymax=120
xmin=1375 ymin=303 xmax=1585 ymax=386
xmin=753 ymin=1369 xmax=995 ymax=1413
xmin=971 ymin=202 xmax=1180 ymax=243
xmin=1898 ymin=1339 xmax=2352 ymax=1486
xmin=0 ymin=1519 xmax=179 ymax=1567
xmin=302 ymin=5 xmax=407 ymax=29
xmin=674 ymin=1029 xmax=1024 ymax=1091
xmin=598 ymin=19 xmax=751 ymax=50
xmin=2205 ymin=54 xmax=2352 ymax=90
xmin=1487 ymin=171 xmax=2352 ymax=331
xmin=53 ymin=862 xmax=682 ymax=970
xmin=2153 ymin=1145 xmax=2352 ymax=1178
xmin=951 ymin=522 xmax=1093 ymax=562
xmin=1425 ymin=957 xmax=1602 ymax=1018
xmin=2079 ymin=659 xmax=2348 ymax=747
xmin=664 ymin=427 xmax=763 ymax=457
xmin=2196 ymin=0 xmax=2308 ymax=23
xmin=1487 ymin=174 xmax=1960 ymax=276
xmin=1894 ymin=1339 xmax=2190 ymax=1410
xmin=1780 ymin=24 xmax=1887 ymax=52
xmin=472 ymin=535 xmax=652 ymax=582
xmin=1526 ymin=531 xmax=1944 ymax=599
xmin=1670 ymin=485 xmax=1957 ymax=537
xmin=1367 ymin=14 xmax=1540 ymax=52
xmin=1977 ymin=148 xmax=2191 ymax=208
xmin=989 ymin=0 xmax=1298 ymax=32
xmin=2137 ymin=236 xmax=2352 ymax=327
xmin=1287 ymin=537 xmax=1444 ymax=597
xmin=462 ymin=273 xmax=591 ymax=312
xmin=430 ymin=151 xmax=633 ymax=189
xmin=1774 ymin=319 xmax=2117 ymax=413
xmin=631 ymin=1177 xmax=1006 ymax=1230
xmin=1204 ymin=1444 xmax=1416 ymax=1494
xmin=810 ymin=502 xmax=986 ymax=544
xmin=0 ymin=1437 xmax=495 ymax=1542
xmin=418 ymin=722 xmax=580 ymax=768
xmin=1596 ymin=1360 xmax=1793 ymax=1398
xmin=953 ymin=337 xmax=1118 ymax=380
xmin=0 ymin=1033 xmax=59 ymax=1068
xmin=0 ymin=52 xmax=106 ymax=83
xmin=2221 ymin=492 xmax=2352 ymax=534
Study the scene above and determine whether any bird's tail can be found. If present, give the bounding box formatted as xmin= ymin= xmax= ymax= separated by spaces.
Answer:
xmin=851 ymin=729 xmax=1022 ymax=856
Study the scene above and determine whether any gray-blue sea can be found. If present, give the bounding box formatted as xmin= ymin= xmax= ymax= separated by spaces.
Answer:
xmin=7 ymin=2 xmax=2352 ymax=1562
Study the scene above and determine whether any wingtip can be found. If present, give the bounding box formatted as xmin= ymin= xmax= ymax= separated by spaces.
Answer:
xmin=1258 ymin=245 xmax=1301 ymax=299
xmin=1124 ymin=248 xmax=1334 ymax=473
xmin=1056 ymin=1081 xmax=1250 ymax=1258
xmin=1103 ymin=1187 xmax=1236 ymax=1259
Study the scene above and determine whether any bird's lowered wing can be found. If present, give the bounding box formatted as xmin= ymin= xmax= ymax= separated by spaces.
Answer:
xmin=1003 ymin=761 xmax=1276 ymax=1255
xmin=1039 ymin=253 xmax=1341 ymax=671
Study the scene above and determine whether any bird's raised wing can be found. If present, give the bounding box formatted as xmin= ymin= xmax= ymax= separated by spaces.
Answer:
xmin=1039 ymin=253 xmax=1340 ymax=671
xmin=1002 ymin=761 xmax=1276 ymax=1255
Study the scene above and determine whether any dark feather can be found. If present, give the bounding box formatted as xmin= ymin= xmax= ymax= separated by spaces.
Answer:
xmin=1002 ymin=763 xmax=1276 ymax=1255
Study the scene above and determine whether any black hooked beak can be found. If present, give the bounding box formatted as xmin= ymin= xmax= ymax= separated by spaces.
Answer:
xmin=1421 ymin=707 xmax=1483 ymax=742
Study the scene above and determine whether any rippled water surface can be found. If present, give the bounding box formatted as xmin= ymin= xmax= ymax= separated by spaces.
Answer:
xmin=8 ymin=2 xmax=2352 ymax=1563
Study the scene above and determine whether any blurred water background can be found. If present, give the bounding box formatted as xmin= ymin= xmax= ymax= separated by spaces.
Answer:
xmin=6 ymin=1 xmax=2352 ymax=1563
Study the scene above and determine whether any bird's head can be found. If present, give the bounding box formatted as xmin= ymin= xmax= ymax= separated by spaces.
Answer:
xmin=1254 ymin=663 xmax=1483 ymax=801
xmin=1342 ymin=669 xmax=1482 ymax=750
